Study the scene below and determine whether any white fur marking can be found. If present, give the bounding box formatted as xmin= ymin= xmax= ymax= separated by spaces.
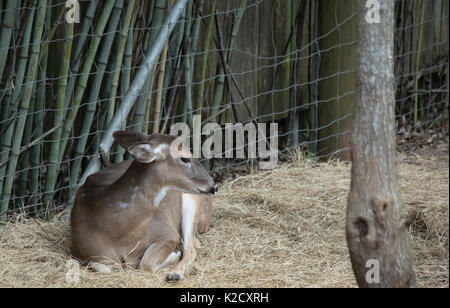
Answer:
xmin=130 ymin=144 xmax=155 ymax=163
xmin=89 ymin=262 xmax=112 ymax=273
xmin=154 ymin=186 xmax=172 ymax=206
xmin=117 ymin=201 xmax=128 ymax=209
xmin=181 ymin=193 xmax=197 ymax=249
xmin=153 ymin=144 xmax=167 ymax=155
xmin=154 ymin=250 xmax=181 ymax=272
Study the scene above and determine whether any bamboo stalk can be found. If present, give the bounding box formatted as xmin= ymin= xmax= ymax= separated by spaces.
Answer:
xmin=41 ymin=18 xmax=75 ymax=207
xmin=18 ymin=84 xmax=37 ymax=206
xmin=0 ymin=1 xmax=3 ymax=28
xmin=152 ymin=50 xmax=168 ymax=133
xmin=13 ymin=0 xmax=22 ymax=43
xmin=158 ymin=0 xmax=185 ymax=128
xmin=37 ymin=4 xmax=66 ymax=65
xmin=144 ymin=57 xmax=160 ymax=133
xmin=0 ymin=5 xmax=36 ymax=214
xmin=150 ymin=0 xmax=175 ymax=134
xmin=196 ymin=0 xmax=216 ymax=116
xmin=64 ymin=0 xmax=99 ymax=112
xmin=132 ymin=0 xmax=167 ymax=132
xmin=80 ymin=0 xmax=189 ymax=184
xmin=45 ymin=0 xmax=115 ymax=201
xmin=114 ymin=8 xmax=136 ymax=164
xmin=29 ymin=0 xmax=52 ymax=215
xmin=0 ymin=53 xmax=17 ymax=140
xmin=210 ymin=0 xmax=248 ymax=123
xmin=184 ymin=0 xmax=204 ymax=127
xmin=119 ymin=12 xmax=136 ymax=117
xmin=181 ymin=0 xmax=193 ymax=125
xmin=194 ymin=0 xmax=215 ymax=169
xmin=0 ymin=122 xmax=63 ymax=170
xmin=0 ymin=60 xmax=16 ymax=205
xmin=0 ymin=0 xmax=17 ymax=83
xmin=1 ymin=0 xmax=47 ymax=224
xmin=160 ymin=62 xmax=185 ymax=133
xmin=68 ymin=0 xmax=125 ymax=197
xmin=106 ymin=1 xmax=136 ymax=128
xmin=8 ymin=8 xmax=36 ymax=119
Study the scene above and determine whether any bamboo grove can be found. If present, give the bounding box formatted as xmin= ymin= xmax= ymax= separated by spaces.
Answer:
xmin=0 ymin=0 xmax=448 ymax=223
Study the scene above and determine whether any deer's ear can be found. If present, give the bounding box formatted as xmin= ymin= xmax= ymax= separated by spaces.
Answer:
xmin=127 ymin=143 xmax=169 ymax=163
xmin=127 ymin=144 xmax=157 ymax=163
xmin=113 ymin=130 xmax=149 ymax=149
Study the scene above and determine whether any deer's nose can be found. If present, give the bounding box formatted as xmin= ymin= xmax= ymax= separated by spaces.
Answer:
xmin=210 ymin=184 xmax=218 ymax=195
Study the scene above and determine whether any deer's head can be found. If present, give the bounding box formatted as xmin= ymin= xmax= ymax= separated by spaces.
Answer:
xmin=113 ymin=131 xmax=217 ymax=196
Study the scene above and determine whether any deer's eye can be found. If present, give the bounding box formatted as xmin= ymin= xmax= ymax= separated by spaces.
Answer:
xmin=180 ymin=157 xmax=191 ymax=164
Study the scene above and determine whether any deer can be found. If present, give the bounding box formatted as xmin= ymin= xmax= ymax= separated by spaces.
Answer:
xmin=70 ymin=131 xmax=218 ymax=281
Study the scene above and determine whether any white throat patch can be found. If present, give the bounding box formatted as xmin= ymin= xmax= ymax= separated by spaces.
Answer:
xmin=154 ymin=186 xmax=173 ymax=206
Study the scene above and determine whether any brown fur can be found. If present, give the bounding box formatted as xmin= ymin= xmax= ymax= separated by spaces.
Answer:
xmin=71 ymin=132 xmax=216 ymax=279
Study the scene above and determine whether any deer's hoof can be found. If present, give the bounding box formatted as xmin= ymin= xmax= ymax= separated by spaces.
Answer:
xmin=166 ymin=272 xmax=182 ymax=281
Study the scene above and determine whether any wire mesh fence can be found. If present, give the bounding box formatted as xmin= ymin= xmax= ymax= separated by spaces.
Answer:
xmin=0 ymin=0 xmax=448 ymax=221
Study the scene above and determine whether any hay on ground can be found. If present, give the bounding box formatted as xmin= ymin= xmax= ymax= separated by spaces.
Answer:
xmin=0 ymin=152 xmax=448 ymax=288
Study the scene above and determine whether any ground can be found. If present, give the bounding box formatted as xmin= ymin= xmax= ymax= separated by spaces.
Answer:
xmin=0 ymin=149 xmax=448 ymax=288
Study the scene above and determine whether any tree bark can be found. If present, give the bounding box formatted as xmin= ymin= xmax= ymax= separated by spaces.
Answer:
xmin=346 ymin=0 xmax=416 ymax=288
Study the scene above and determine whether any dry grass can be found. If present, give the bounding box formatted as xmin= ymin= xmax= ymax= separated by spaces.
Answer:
xmin=0 ymin=152 xmax=448 ymax=288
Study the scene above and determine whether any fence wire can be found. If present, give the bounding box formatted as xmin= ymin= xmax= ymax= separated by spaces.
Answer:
xmin=0 ymin=0 xmax=448 ymax=220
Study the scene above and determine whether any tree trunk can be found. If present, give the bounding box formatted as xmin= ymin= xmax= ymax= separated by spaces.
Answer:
xmin=346 ymin=0 xmax=416 ymax=288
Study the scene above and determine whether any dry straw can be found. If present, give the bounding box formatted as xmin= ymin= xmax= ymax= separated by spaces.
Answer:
xmin=0 ymin=152 xmax=448 ymax=288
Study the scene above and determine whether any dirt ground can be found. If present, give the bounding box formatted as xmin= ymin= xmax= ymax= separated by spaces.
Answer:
xmin=0 ymin=149 xmax=448 ymax=288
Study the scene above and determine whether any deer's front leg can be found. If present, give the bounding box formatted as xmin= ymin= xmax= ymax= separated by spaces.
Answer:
xmin=167 ymin=194 xmax=199 ymax=281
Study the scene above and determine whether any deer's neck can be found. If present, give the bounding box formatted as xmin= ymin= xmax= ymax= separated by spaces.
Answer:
xmin=110 ymin=161 xmax=167 ymax=211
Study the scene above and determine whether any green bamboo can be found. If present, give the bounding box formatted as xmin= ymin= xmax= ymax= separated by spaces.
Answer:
xmin=64 ymin=0 xmax=99 ymax=112
xmin=42 ymin=19 xmax=74 ymax=206
xmin=196 ymin=0 xmax=216 ymax=115
xmin=148 ymin=0 xmax=174 ymax=134
xmin=114 ymin=10 xmax=136 ymax=164
xmin=210 ymin=0 xmax=247 ymax=123
xmin=144 ymin=0 xmax=174 ymax=134
xmin=181 ymin=0 xmax=193 ymax=124
xmin=105 ymin=3 xmax=135 ymax=127
xmin=1 ymin=0 xmax=47 ymax=224
xmin=13 ymin=0 xmax=22 ymax=42
xmin=37 ymin=4 xmax=66 ymax=65
xmin=144 ymin=58 xmax=160 ymax=133
xmin=29 ymin=0 xmax=52 ymax=215
xmin=0 ymin=55 xmax=15 ymax=171
xmin=0 ymin=6 xmax=36 ymax=219
xmin=0 ymin=55 xmax=16 ymax=138
xmin=183 ymin=0 xmax=203 ymax=128
xmin=45 ymin=0 xmax=114 ymax=202
xmin=196 ymin=0 xmax=215 ymax=170
xmin=119 ymin=14 xmax=135 ymax=115
xmin=159 ymin=1 xmax=185 ymax=125
xmin=18 ymin=85 xmax=37 ymax=206
xmin=0 ymin=0 xmax=17 ymax=82
xmin=8 ymin=8 xmax=37 ymax=120
xmin=68 ymin=0 xmax=125 ymax=197
xmin=152 ymin=52 xmax=168 ymax=133
xmin=132 ymin=0 xmax=167 ymax=132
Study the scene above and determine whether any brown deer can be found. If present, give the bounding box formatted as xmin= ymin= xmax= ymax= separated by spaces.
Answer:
xmin=71 ymin=131 xmax=217 ymax=281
